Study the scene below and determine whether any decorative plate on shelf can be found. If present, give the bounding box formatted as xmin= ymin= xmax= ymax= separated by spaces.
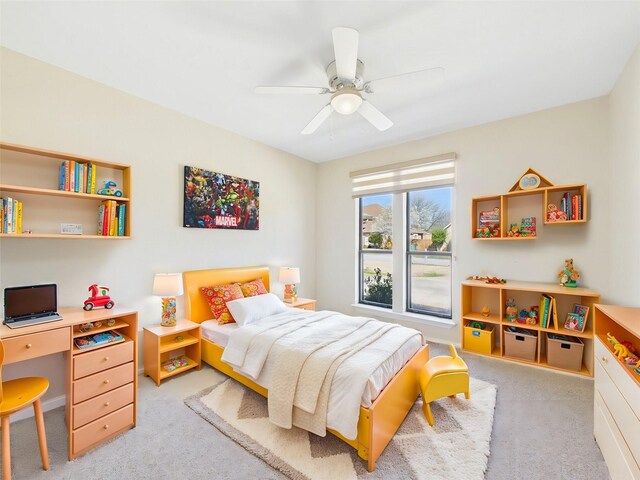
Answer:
xmin=519 ymin=173 xmax=541 ymax=190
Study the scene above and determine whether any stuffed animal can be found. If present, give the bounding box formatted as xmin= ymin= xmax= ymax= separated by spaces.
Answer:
xmin=558 ymin=258 xmax=580 ymax=287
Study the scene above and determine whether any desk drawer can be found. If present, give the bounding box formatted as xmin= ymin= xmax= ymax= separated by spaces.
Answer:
xmin=72 ymin=382 xmax=134 ymax=429
xmin=73 ymin=362 xmax=133 ymax=403
xmin=73 ymin=340 xmax=133 ymax=379
xmin=72 ymin=404 xmax=134 ymax=456
xmin=1 ymin=327 xmax=70 ymax=364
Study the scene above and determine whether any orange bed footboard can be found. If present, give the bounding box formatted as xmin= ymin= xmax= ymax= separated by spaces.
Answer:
xmin=201 ymin=337 xmax=429 ymax=472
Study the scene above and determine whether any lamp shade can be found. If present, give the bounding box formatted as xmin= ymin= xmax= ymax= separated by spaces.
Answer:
xmin=153 ymin=273 xmax=184 ymax=297
xmin=279 ymin=267 xmax=300 ymax=284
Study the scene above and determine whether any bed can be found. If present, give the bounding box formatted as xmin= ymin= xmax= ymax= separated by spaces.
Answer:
xmin=183 ymin=266 xmax=430 ymax=472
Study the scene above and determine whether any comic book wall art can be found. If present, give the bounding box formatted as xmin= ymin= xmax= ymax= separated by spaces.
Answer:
xmin=183 ymin=166 xmax=260 ymax=230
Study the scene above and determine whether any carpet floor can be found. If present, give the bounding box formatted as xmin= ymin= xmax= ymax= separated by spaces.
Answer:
xmin=5 ymin=343 xmax=610 ymax=480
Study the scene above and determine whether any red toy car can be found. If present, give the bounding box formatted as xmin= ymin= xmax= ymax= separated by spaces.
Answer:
xmin=83 ymin=284 xmax=115 ymax=311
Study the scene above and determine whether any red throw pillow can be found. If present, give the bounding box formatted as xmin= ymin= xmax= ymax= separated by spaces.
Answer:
xmin=239 ymin=278 xmax=269 ymax=298
xmin=201 ymin=283 xmax=244 ymax=325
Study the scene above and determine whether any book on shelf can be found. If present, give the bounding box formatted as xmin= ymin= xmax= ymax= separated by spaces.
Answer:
xmin=90 ymin=163 xmax=96 ymax=194
xmin=550 ymin=297 xmax=559 ymax=330
xmin=117 ymin=204 xmax=126 ymax=236
xmin=74 ymin=330 xmax=124 ymax=350
xmin=0 ymin=197 xmax=23 ymax=234
xmin=98 ymin=200 xmax=126 ymax=236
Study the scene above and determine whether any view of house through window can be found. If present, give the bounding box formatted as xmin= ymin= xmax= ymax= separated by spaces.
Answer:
xmin=407 ymin=187 xmax=452 ymax=317
xmin=359 ymin=187 xmax=452 ymax=318
xmin=360 ymin=194 xmax=393 ymax=308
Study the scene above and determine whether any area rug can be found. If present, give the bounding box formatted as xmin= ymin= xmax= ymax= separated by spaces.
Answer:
xmin=185 ymin=377 xmax=496 ymax=480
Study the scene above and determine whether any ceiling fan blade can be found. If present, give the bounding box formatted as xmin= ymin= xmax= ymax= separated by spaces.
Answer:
xmin=332 ymin=27 xmax=359 ymax=80
xmin=301 ymin=104 xmax=333 ymax=135
xmin=364 ymin=67 xmax=444 ymax=93
xmin=358 ymin=101 xmax=393 ymax=131
xmin=255 ymin=86 xmax=329 ymax=95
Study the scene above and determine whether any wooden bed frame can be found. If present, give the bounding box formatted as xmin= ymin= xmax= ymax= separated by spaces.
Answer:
xmin=183 ymin=266 xmax=429 ymax=472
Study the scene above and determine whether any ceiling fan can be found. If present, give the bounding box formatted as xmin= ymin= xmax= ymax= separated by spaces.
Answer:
xmin=255 ymin=27 xmax=443 ymax=135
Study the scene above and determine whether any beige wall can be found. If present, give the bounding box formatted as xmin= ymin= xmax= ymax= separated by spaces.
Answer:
xmin=317 ymin=97 xmax=611 ymax=344
xmin=609 ymin=44 xmax=640 ymax=306
xmin=0 ymin=48 xmax=317 ymax=401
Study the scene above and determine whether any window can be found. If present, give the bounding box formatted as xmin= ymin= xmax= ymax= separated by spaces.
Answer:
xmin=359 ymin=194 xmax=393 ymax=308
xmin=353 ymin=154 xmax=455 ymax=320
xmin=407 ymin=188 xmax=452 ymax=317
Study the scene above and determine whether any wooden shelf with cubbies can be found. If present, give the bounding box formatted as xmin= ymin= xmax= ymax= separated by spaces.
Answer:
xmin=0 ymin=142 xmax=131 ymax=239
xmin=461 ymin=279 xmax=600 ymax=376
xmin=471 ymin=168 xmax=587 ymax=240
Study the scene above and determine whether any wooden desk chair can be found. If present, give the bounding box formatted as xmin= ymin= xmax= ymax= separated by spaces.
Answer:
xmin=0 ymin=340 xmax=50 ymax=480
xmin=418 ymin=344 xmax=470 ymax=426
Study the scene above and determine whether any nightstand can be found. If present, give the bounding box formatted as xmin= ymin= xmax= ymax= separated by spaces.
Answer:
xmin=285 ymin=298 xmax=317 ymax=311
xmin=143 ymin=319 xmax=201 ymax=386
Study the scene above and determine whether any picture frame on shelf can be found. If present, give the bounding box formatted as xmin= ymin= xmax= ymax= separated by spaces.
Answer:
xmin=518 ymin=173 xmax=541 ymax=190
xmin=564 ymin=312 xmax=586 ymax=333
xmin=572 ymin=303 xmax=590 ymax=320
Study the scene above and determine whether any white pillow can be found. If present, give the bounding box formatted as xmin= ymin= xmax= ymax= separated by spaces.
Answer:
xmin=226 ymin=293 xmax=288 ymax=327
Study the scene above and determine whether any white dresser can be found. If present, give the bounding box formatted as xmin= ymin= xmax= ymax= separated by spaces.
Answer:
xmin=594 ymin=305 xmax=640 ymax=480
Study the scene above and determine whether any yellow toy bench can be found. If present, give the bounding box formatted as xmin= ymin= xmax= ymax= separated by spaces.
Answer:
xmin=418 ymin=344 xmax=470 ymax=426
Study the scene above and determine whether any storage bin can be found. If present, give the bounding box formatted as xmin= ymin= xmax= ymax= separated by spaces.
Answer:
xmin=504 ymin=328 xmax=537 ymax=361
xmin=463 ymin=321 xmax=496 ymax=355
xmin=546 ymin=334 xmax=584 ymax=371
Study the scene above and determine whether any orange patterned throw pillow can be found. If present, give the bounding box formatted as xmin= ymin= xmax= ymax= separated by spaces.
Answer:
xmin=201 ymin=283 xmax=244 ymax=325
xmin=239 ymin=278 xmax=269 ymax=297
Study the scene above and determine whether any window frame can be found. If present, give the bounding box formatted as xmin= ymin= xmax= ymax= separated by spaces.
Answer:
xmin=358 ymin=196 xmax=393 ymax=309
xmin=357 ymin=187 xmax=453 ymax=319
xmin=405 ymin=187 xmax=453 ymax=319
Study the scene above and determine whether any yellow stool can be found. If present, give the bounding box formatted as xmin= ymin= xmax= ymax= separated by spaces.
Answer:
xmin=418 ymin=344 xmax=470 ymax=426
xmin=0 ymin=340 xmax=50 ymax=480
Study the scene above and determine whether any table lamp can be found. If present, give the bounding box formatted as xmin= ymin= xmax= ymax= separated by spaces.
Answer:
xmin=153 ymin=273 xmax=183 ymax=327
xmin=279 ymin=267 xmax=300 ymax=303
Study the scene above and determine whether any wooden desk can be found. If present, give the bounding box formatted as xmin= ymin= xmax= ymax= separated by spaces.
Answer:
xmin=0 ymin=307 xmax=138 ymax=460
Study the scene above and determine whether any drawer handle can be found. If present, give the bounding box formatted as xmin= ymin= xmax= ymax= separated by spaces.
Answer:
xmin=104 ymin=424 xmax=109 ymax=430
xmin=601 ymin=356 xmax=608 ymax=363
xmin=104 ymin=402 xmax=110 ymax=407
xmin=103 ymin=379 xmax=110 ymax=385
xmin=103 ymin=357 xmax=110 ymax=362
xmin=26 ymin=343 xmax=32 ymax=349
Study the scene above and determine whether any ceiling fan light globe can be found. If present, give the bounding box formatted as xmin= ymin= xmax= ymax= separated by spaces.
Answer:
xmin=331 ymin=91 xmax=362 ymax=115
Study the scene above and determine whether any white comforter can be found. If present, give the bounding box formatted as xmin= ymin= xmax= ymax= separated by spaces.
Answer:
xmin=221 ymin=309 xmax=422 ymax=439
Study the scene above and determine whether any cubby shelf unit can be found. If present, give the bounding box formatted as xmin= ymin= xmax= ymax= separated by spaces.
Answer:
xmin=471 ymin=177 xmax=587 ymax=240
xmin=461 ymin=279 xmax=600 ymax=376
xmin=0 ymin=142 xmax=131 ymax=239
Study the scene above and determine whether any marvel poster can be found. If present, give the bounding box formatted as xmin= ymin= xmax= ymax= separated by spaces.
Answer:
xmin=183 ymin=166 xmax=260 ymax=230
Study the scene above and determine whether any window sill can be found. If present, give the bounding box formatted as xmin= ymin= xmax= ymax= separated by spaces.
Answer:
xmin=350 ymin=303 xmax=456 ymax=329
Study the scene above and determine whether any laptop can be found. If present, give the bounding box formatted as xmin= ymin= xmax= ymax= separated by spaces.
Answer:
xmin=4 ymin=284 xmax=63 ymax=329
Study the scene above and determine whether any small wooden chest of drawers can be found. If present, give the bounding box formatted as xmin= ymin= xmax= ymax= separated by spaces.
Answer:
xmin=593 ymin=305 xmax=640 ymax=480
xmin=69 ymin=327 xmax=137 ymax=459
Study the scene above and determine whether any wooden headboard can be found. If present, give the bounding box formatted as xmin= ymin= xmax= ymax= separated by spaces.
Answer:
xmin=182 ymin=266 xmax=270 ymax=323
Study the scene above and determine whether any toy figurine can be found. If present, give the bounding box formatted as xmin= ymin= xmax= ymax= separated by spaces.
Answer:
xmin=558 ymin=258 xmax=580 ymax=288
xmin=107 ymin=318 xmax=116 ymax=327
xmin=469 ymin=321 xmax=485 ymax=330
xmin=517 ymin=309 xmax=529 ymax=324
xmin=481 ymin=306 xmax=490 ymax=317
xmin=507 ymin=223 xmax=521 ymax=237
xmin=622 ymin=341 xmax=638 ymax=355
xmin=606 ymin=332 xmax=629 ymax=360
xmin=505 ymin=298 xmax=517 ymax=322
xmin=528 ymin=306 xmax=539 ymax=325
xmin=83 ymin=284 xmax=115 ymax=311
xmin=79 ymin=322 xmax=94 ymax=333
xmin=97 ymin=180 xmax=123 ymax=197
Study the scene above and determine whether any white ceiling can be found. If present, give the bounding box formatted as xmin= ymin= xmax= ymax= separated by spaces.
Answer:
xmin=1 ymin=2 xmax=639 ymax=163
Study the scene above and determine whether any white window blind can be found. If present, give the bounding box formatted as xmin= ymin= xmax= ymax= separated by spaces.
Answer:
xmin=350 ymin=152 xmax=456 ymax=198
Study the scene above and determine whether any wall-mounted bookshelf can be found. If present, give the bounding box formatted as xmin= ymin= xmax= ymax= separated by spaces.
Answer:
xmin=0 ymin=142 xmax=131 ymax=239
xmin=471 ymin=168 xmax=587 ymax=240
